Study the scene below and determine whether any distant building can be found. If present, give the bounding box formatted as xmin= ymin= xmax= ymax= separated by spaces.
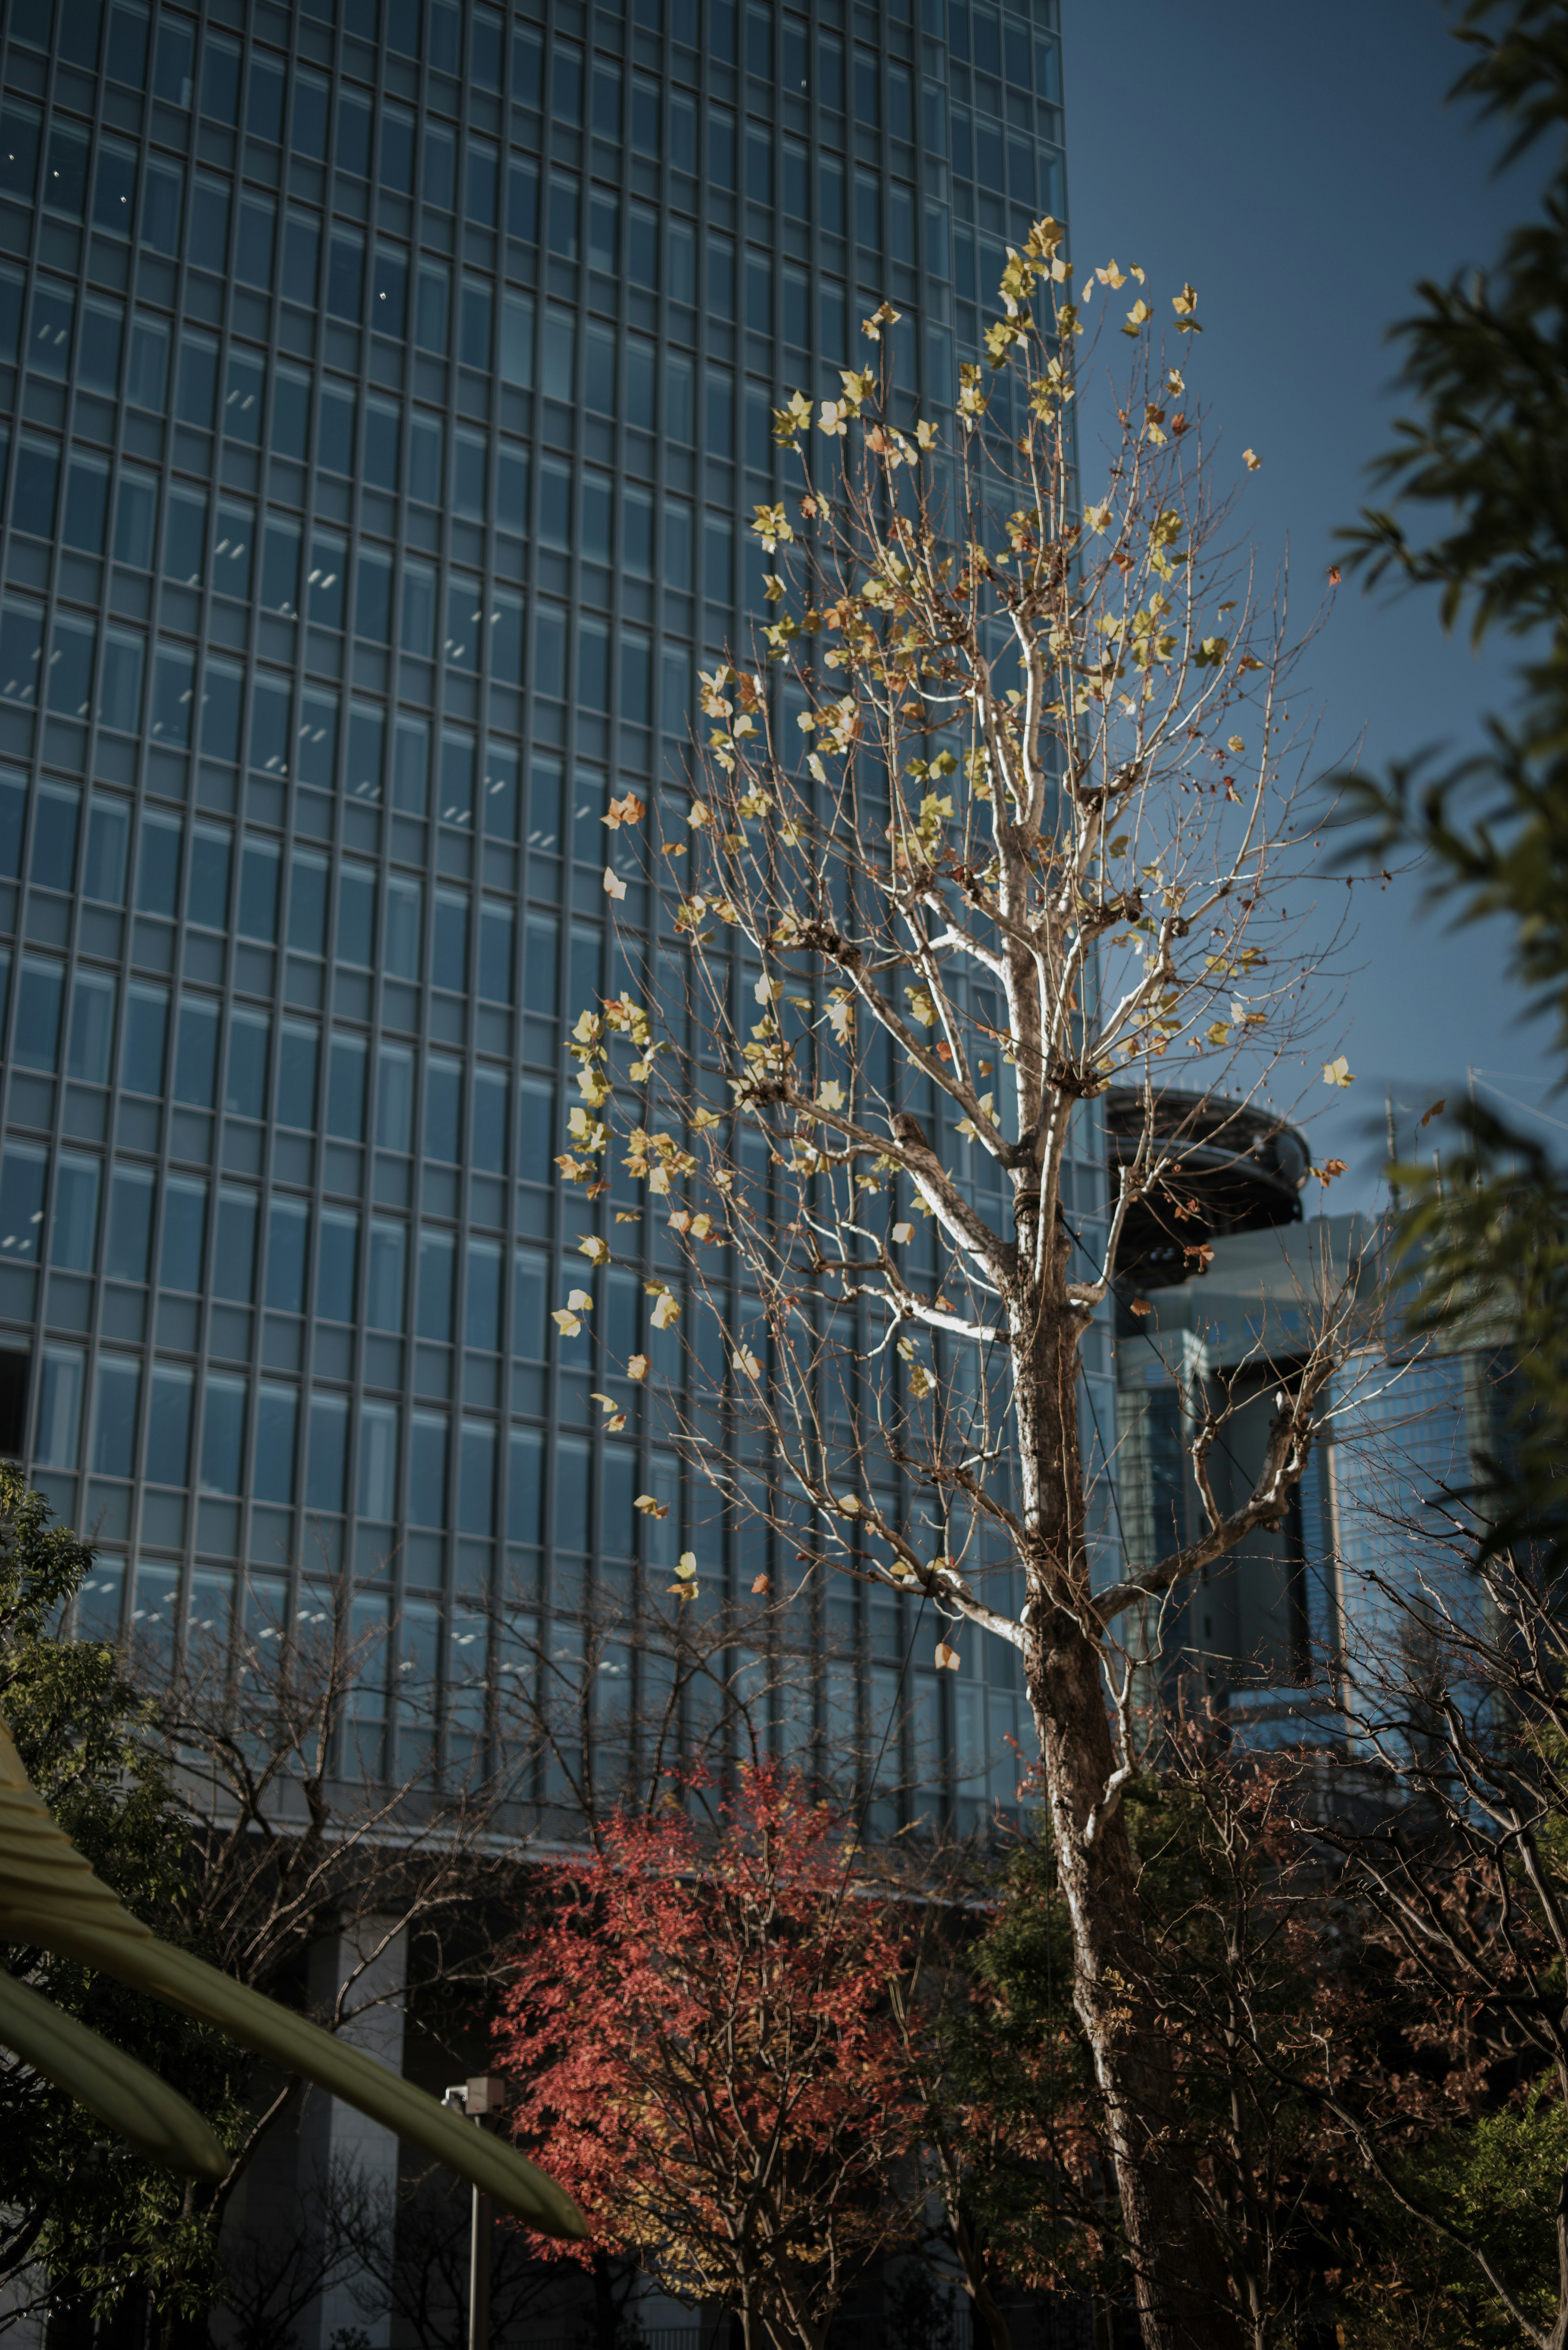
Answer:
xmin=1106 ymin=1090 xmax=1508 ymax=1747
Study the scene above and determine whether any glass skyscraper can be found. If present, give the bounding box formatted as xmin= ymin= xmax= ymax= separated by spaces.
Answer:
xmin=0 ymin=0 xmax=1075 ymax=1827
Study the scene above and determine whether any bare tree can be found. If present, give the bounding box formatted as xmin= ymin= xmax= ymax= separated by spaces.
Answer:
xmin=486 ymin=1571 xmax=903 ymax=1849
xmin=120 ymin=1558 xmax=535 ymax=2246
xmin=1308 ymin=1532 xmax=1568 ymax=2350
xmin=553 ymin=218 xmax=1377 ymax=2347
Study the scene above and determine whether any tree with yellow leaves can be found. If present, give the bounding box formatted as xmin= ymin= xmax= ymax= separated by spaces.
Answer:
xmin=557 ymin=222 xmax=1373 ymax=2349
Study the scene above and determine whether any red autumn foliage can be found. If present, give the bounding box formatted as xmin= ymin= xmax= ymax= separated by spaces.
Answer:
xmin=494 ymin=1763 xmax=924 ymax=2350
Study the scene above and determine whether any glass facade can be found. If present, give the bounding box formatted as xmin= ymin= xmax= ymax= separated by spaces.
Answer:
xmin=0 ymin=0 xmax=1080 ymax=1829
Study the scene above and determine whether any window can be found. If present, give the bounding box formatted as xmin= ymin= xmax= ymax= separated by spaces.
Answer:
xmin=408 ymin=1410 xmax=448 ymax=1526
xmin=66 ymin=972 xmax=116 ymax=1085
xmin=454 ymin=431 xmax=486 ymax=521
xmin=91 ymin=1355 xmax=140 ymax=1477
xmin=327 ymin=225 xmax=364 ymax=322
xmin=188 ymin=825 xmax=232 ymax=930
xmin=456 ymin=1422 xmax=495 ymax=1538
xmin=465 ymin=136 xmax=498 ymax=226
xmin=326 ymin=1033 xmax=367 ymax=1142
xmin=317 ymin=1207 xmax=359 ymax=1321
xmin=357 ymin=1400 xmax=397 ymax=1521
xmin=265 ymin=1197 xmax=309 ymax=1312
xmin=160 ymin=1175 xmax=208 ymax=1293
xmin=375 ymin=1046 xmax=413 ymax=1153
xmin=472 ymin=1066 xmax=508 ymax=1171
xmin=44 ymin=121 xmax=89 ymax=219
xmin=253 ymin=1383 xmax=297 ymax=1503
xmin=372 ymin=246 xmax=406 ymax=337
xmin=0 ymin=104 xmax=40 ymax=205
xmin=416 ymin=1228 xmax=454 ymax=1340
xmin=199 ymin=1374 xmax=246 ymax=1496
xmin=423 ymin=1061 xmax=462 ymax=1164
xmin=425 ymin=128 xmax=458 ymax=216
xmin=465 ymin=1237 xmax=502 ymax=1351
xmin=238 ymin=836 xmax=279 ymax=939
xmin=305 ymin=1391 xmax=347 ymax=1513
xmin=478 ymin=901 xmax=514 ymax=1004
xmin=236 ymin=194 xmax=274 ymax=288
xmin=212 ymin=498 xmax=254 ymax=600
xmin=324 ymin=385 xmax=359 ymax=477
xmin=189 ymin=173 xmax=231 ymax=274
xmin=14 ymin=958 xmax=63 ymax=1071
xmin=28 ymin=279 xmax=75 ymax=380
xmin=293 ymin=69 xmax=329 ymax=158
xmin=50 ymin=1154 xmax=101 ymax=1274
xmin=141 ymin=156 xmax=183 ymax=254
xmin=306 ymin=529 xmax=345 ymax=631
xmin=366 ymin=1217 xmax=406 ymax=1328
xmin=246 ymin=52 xmax=284 ymax=140
xmin=385 ymin=874 xmax=423 ymax=977
xmin=104 ymin=1163 xmax=153 ymax=1283
xmin=145 ymin=1363 xmax=195 ymax=1485
xmin=459 ymin=276 xmax=492 ymax=370
xmin=0 ymin=1142 xmax=47 ymax=1262
xmin=415 ymin=262 xmax=449 ymax=355
xmin=213 ymin=1186 xmax=258 ymax=1303
xmin=120 ymin=981 xmax=168 ymax=1095
xmin=225 ymin=1008 xmax=270 ymax=1119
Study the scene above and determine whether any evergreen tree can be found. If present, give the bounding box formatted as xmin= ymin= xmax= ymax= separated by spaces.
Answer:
xmin=0 ymin=1465 xmax=236 ymax=2335
xmin=1342 ymin=0 xmax=1568 ymax=1559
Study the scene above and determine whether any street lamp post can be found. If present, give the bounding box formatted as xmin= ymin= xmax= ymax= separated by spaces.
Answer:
xmin=444 ymin=2076 xmax=508 ymax=2350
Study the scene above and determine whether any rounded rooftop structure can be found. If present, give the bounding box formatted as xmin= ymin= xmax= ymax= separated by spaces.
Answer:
xmin=1101 ymin=1088 xmax=1311 ymax=1291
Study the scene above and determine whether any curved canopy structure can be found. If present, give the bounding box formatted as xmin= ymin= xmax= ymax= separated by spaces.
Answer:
xmin=1101 ymin=1087 xmax=1310 ymax=1291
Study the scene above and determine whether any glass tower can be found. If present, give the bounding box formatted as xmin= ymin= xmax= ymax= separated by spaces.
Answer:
xmin=0 ymin=0 xmax=1076 ymax=1828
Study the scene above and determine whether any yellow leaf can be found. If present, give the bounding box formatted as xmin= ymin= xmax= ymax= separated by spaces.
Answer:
xmin=635 ymin=1493 xmax=669 ymax=1518
xmin=568 ymin=1288 xmax=593 ymax=1312
xmin=551 ymin=1309 xmax=581 ymax=1336
xmin=1322 ymin=1055 xmax=1355 ymax=1089
xmin=627 ymin=1353 xmax=649 ymax=1381
xmin=650 ymin=1291 xmax=680 ymax=1330
xmin=675 ymin=1553 xmax=697 ymax=1580
xmin=1242 ymin=448 xmax=1261 ymax=471
xmin=603 ymin=866 xmax=627 ymax=901
xmin=891 ymin=1221 xmax=913 ymax=1245
xmin=578 ymin=1234 xmax=611 ymax=1267
xmin=935 ymin=1642 xmax=961 ymax=1671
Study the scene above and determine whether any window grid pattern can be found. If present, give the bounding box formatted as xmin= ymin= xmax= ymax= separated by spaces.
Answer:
xmin=0 ymin=0 xmax=1071 ymax=1831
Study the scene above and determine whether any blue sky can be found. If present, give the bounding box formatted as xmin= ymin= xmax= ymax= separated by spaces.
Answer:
xmin=1062 ymin=0 xmax=1557 ymax=1199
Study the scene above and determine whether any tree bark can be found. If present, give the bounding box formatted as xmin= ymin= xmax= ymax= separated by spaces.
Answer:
xmin=1013 ymin=1259 xmax=1237 ymax=2350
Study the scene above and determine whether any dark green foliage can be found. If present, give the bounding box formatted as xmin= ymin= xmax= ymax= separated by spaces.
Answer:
xmin=1339 ymin=0 xmax=1568 ymax=1565
xmin=0 ymin=1465 xmax=237 ymax=2329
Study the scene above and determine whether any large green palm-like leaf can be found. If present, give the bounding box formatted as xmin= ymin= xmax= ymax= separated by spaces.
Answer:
xmin=0 ymin=1722 xmax=584 ymax=2235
